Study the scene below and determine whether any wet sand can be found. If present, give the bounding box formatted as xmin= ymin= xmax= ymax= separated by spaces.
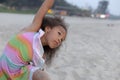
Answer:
xmin=1 ymin=13 xmax=120 ymax=80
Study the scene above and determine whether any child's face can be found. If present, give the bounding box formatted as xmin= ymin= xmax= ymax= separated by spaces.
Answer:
xmin=45 ymin=26 xmax=66 ymax=48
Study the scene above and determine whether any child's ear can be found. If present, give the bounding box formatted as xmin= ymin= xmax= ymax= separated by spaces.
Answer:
xmin=45 ymin=26 xmax=51 ymax=33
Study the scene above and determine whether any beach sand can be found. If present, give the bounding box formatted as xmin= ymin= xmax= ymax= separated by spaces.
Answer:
xmin=1 ymin=13 xmax=120 ymax=80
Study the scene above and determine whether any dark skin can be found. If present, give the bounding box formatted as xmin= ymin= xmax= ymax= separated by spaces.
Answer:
xmin=40 ymin=26 xmax=66 ymax=48
xmin=20 ymin=0 xmax=66 ymax=49
xmin=32 ymin=69 xmax=50 ymax=80
xmin=21 ymin=0 xmax=54 ymax=33
xmin=20 ymin=0 xmax=55 ymax=80
xmin=20 ymin=0 xmax=67 ymax=80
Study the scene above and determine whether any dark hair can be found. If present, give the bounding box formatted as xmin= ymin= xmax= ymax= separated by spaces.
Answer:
xmin=41 ymin=16 xmax=67 ymax=32
xmin=40 ymin=16 xmax=67 ymax=66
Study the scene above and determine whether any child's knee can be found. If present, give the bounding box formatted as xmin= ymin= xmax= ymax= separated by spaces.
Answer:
xmin=32 ymin=69 xmax=51 ymax=80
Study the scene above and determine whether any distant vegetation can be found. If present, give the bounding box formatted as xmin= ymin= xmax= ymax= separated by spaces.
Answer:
xmin=0 ymin=0 xmax=92 ymax=16
xmin=0 ymin=0 xmax=120 ymax=19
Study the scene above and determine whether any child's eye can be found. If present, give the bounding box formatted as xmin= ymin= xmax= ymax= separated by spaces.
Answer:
xmin=58 ymin=32 xmax=61 ymax=35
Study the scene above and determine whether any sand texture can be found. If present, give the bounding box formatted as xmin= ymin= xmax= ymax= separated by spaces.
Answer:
xmin=1 ymin=13 xmax=120 ymax=80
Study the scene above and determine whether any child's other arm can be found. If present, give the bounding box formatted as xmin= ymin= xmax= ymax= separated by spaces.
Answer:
xmin=22 ymin=0 xmax=54 ymax=32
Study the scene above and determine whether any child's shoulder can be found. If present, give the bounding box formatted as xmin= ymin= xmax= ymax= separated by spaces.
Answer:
xmin=8 ymin=32 xmax=37 ymax=44
xmin=17 ymin=31 xmax=37 ymax=36
xmin=10 ymin=32 xmax=37 ymax=40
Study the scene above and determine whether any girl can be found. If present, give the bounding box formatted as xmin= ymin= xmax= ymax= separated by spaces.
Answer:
xmin=0 ymin=0 xmax=67 ymax=80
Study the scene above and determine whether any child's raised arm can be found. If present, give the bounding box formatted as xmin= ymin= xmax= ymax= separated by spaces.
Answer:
xmin=22 ymin=0 xmax=54 ymax=32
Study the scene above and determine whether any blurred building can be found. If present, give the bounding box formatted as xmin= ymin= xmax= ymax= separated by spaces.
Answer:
xmin=92 ymin=0 xmax=109 ymax=19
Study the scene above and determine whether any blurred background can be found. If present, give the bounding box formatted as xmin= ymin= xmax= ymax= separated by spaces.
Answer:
xmin=1 ymin=1 xmax=120 ymax=80
xmin=0 ymin=0 xmax=120 ymax=19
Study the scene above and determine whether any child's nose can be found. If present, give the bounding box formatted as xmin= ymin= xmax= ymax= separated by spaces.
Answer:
xmin=58 ymin=38 xmax=62 ymax=44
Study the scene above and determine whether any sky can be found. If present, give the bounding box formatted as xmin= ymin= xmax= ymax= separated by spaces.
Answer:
xmin=66 ymin=0 xmax=120 ymax=16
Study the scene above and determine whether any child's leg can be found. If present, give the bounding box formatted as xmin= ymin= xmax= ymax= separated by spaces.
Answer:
xmin=32 ymin=69 xmax=51 ymax=80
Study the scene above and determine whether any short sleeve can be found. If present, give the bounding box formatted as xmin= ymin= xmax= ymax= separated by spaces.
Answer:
xmin=32 ymin=29 xmax=45 ymax=69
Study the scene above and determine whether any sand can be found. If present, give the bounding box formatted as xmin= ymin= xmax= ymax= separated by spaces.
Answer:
xmin=1 ymin=13 xmax=120 ymax=80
